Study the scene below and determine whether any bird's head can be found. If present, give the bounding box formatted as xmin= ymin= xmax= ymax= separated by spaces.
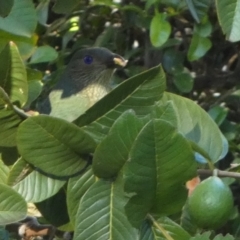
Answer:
xmin=67 ymin=47 xmax=127 ymax=90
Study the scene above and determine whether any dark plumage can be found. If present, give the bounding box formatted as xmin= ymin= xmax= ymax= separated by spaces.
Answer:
xmin=39 ymin=47 xmax=126 ymax=122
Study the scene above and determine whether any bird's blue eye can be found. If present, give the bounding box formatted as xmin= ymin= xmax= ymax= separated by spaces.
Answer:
xmin=84 ymin=55 xmax=93 ymax=65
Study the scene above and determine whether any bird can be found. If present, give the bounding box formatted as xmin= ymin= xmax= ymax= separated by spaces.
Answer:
xmin=39 ymin=47 xmax=127 ymax=122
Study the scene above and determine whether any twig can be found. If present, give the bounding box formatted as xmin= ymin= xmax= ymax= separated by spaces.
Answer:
xmin=197 ymin=169 xmax=240 ymax=179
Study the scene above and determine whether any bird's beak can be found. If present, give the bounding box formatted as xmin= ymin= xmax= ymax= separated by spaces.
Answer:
xmin=113 ymin=55 xmax=127 ymax=68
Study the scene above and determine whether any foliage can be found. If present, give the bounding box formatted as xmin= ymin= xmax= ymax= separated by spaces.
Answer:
xmin=0 ymin=0 xmax=240 ymax=239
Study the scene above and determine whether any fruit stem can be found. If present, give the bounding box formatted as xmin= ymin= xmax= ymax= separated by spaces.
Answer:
xmin=198 ymin=169 xmax=240 ymax=179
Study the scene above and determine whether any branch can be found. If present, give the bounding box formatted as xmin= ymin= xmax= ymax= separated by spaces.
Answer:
xmin=197 ymin=169 xmax=240 ymax=179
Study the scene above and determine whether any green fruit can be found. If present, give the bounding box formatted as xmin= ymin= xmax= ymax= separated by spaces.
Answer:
xmin=188 ymin=176 xmax=233 ymax=229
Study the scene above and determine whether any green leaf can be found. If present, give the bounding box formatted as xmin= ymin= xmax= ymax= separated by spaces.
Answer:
xmin=194 ymin=18 xmax=212 ymax=37
xmin=25 ymin=68 xmax=43 ymax=107
xmin=216 ymin=0 xmax=240 ymax=42
xmin=0 ymin=30 xmax=37 ymax=60
xmin=74 ymin=178 xmax=138 ymax=240
xmin=0 ymin=42 xmax=28 ymax=106
xmin=188 ymin=33 xmax=212 ymax=61
xmin=124 ymin=120 xmax=197 ymax=227
xmin=150 ymin=13 xmax=171 ymax=47
xmin=67 ymin=168 xmax=96 ymax=226
xmin=189 ymin=232 xmax=211 ymax=240
xmin=186 ymin=0 xmax=211 ymax=23
xmin=93 ymin=110 xmax=146 ymax=178
xmin=0 ymin=146 xmax=19 ymax=165
xmin=0 ymin=0 xmax=13 ymax=18
xmin=13 ymin=170 xmax=66 ymax=203
xmin=7 ymin=158 xmax=31 ymax=186
xmin=75 ymin=65 xmax=166 ymax=143
xmin=173 ymin=72 xmax=194 ymax=93
xmin=0 ymin=160 xmax=9 ymax=184
xmin=0 ymin=88 xmax=23 ymax=147
xmin=213 ymin=234 xmax=235 ymax=240
xmin=53 ymin=0 xmax=80 ymax=14
xmin=30 ymin=46 xmax=58 ymax=64
xmin=17 ymin=115 xmax=96 ymax=177
xmin=35 ymin=188 xmax=70 ymax=227
xmin=208 ymin=106 xmax=228 ymax=126
xmin=0 ymin=0 xmax=37 ymax=38
xmin=161 ymin=92 xmax=228 ymax=161
xmin=0 ymin=183 xmax=27 ymax=225
xmin=141 ymin=216 xmax=191 ymax=240
xmin=9 ymin=42 xmax=28 ymax=106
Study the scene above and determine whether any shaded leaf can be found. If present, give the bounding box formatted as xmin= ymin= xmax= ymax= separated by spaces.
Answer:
xmin=67 ymin=168 xmax=96 ymax=226
xmin=0 ymin=0 xmax=14 ymax=18
xmin=75 ymin=65 xmax=166 ymax=143
xmin=173 ymin=72 xmax=194 ymax=93
xmin=0 ymin=88 xmax=23 ymax=147
xmin=124 ymin=120 xmax=197 ymax=227
xmin=35 ymin=188 xmax=70 ymax=227
xmin=186 ymin=0 xmax=210 ymax=23
xmin=188 ymin=33 xmax=212 ymax=61
xmin=150 ymin=13 xmax=171 ymax=47
xmin=0 ymin=183 xmax=27 ymax=225
xmin=0 ymin=0 xmax=37 ymax=38
xmin=208 ymin=106 xmax=228 ymax=126
xmin=17 ymin=115 xmax=96 ymax=177
xmin=161 ymin=92 xmax=228 ymax=161
xmin=216 ymin=0 xmax=240 ymax=42
xmin=93 ymin=110 xmax=145 ymax=178
xmin=53 ymin=0 xmax=80 ymax=14
xmin=30 ymin=46 xmax=58 ymax=64
xmin=74 ymin=178 xmax=138 ymax=240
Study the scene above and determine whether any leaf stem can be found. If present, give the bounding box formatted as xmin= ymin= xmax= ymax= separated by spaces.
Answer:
xmin=147 ymin=214 xmax=174 ymax=240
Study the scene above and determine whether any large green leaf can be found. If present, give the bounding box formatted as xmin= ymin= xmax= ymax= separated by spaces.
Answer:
xmin=150 ymin=13 xmax=171 ymax=47
xmin=93 ymin=102 xmax=177 ymax=179
xmin=67 ymin=168 xmax=96 ymax=226
xmin=161 ymin=92 xmax=228 ymax=161
xmin=93 ymin=110 xmax=146 ymax=178
xmin=13 ymin=170 xmax=66 ymax=202
xmin=0 ymin=0 xmax=37 ymax=38
xmin=0 ymin=183 xmax=27 ymax=225
xmin=74 ymin=178 xmax=138 ymax=240
xmin=0 ymin=0 xmax=14 ymax=18
xmin=216 ymin=0 xmax=240 ymax=42
xmin=124 ymin=119 xmax=197 ymax=227
xmin=0 ymin=88 xmax=23 ymax=147
xmin=75 ymin=65 xmax=166 ymax=142
xmin=17 ymin=115 xmax=96 ymax=177
xmin=140 ymin=216 xmax=191 ymax=240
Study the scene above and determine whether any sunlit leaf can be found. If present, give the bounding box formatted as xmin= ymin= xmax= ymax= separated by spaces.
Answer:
xmin=0 ymin=0 xmax=37 ymax=38
xmin=150 ymin=13 xmax=171 ymax=47
xmin=0 ymin=183 xmax=27 ymax=225
xmin=216 ymin=0 xmax=240 ymax=42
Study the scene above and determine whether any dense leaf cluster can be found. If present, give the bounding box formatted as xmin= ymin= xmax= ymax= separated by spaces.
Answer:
xmin=0 ymin=0 xmax=240 ymax=239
